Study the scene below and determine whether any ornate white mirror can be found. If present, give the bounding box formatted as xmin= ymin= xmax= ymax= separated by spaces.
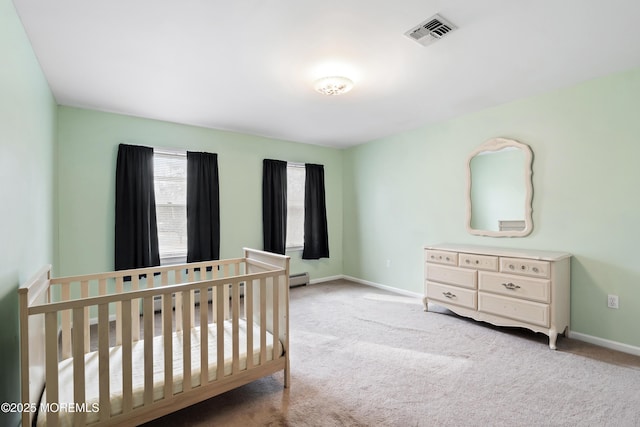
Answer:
xmin=466 ymin=137 xmax=533 ymax=237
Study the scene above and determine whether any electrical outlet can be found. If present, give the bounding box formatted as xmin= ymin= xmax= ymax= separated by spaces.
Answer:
xmin=607 ymin=294 xmax=619 ymax=309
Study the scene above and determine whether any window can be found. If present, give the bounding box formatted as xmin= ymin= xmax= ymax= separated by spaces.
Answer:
xmin=286 ymin=163 xmax=305 ymax=249
xmin=153 ymin=149 xmax=187 ymax=262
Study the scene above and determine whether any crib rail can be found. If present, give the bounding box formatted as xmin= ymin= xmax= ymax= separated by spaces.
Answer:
xmin=19 ymin=249 xmax=290 ymax=427
xmin=49 ymin=257 xmax=245 ymax=360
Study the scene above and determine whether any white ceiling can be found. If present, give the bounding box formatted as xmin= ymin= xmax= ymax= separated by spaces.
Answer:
xmin=13 ymin=0 xmax=640 ymax=148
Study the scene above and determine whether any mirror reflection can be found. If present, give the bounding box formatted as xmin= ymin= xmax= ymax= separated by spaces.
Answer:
xmin=466 ymin=138 xmax=533 ymax=237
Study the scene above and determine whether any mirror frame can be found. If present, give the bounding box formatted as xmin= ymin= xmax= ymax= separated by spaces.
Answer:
xmin=465 ymin=137 xmax=533 ymax=237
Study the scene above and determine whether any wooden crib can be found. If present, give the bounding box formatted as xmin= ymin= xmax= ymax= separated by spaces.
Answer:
xmin=19 ymin=248 xmax=290 ymax=427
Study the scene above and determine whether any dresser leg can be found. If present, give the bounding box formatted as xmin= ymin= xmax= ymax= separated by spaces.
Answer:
xmin=548 ymin=329 xmax=558 ymax=350
xmin=423 ymin=297 xmax=429 ymax=312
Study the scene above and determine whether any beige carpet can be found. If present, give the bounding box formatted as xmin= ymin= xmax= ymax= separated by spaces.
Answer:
xmin=144 ymin=280 xmax=640 ymax=426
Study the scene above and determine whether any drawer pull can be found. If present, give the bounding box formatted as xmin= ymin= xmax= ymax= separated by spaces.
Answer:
xmin=502 ymin=282 xmax=521 ymax=291
xmin=442 ymin=291 xmax=456 ymax=299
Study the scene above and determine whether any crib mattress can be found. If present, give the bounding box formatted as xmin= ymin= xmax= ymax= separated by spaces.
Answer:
xmin=36 ymin=319 xmax=277 ymax=426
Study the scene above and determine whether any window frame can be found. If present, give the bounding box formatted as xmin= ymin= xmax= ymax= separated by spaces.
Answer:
xmin=285 ymin=162 xmax=305 ymax=251
xmin=153 ymin=148 xmax=188 ymax=265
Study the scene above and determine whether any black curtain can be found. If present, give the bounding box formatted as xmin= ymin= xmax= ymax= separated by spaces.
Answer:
xmin=115 ymin=144 xmax=160 ymax=270
xmin=262 ymin=159 xmax=287 ymax=254
xmin=302 ymin=163 xmax=330 ymax=259
xmin=186 ymin=151 xmax=220 ymax=262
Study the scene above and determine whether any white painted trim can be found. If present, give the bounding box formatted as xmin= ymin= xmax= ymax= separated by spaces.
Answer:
xmin=342 ymin=275 xmax=423 ymax=299
xmin=568 ymin=331 xmax=640 ymax=357
xmin=309 ymin=275 xmax=344 ymax=285
xmin=309 ymin=274 xmax=423 ymax=299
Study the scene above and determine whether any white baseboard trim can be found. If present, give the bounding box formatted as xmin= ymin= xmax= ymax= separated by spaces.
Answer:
xmin=568 ymin=331 xmax=640 ymax=356
xmin=309 ymin=275 xmax=345 ymax=285
xmin=342 ymin=275 xmax=423 ymax=299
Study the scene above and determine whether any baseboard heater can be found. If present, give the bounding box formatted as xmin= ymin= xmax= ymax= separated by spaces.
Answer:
xmin=153 ymin=283 xmax=246 ymax=312
xmin=289 ymin=272 xmax=309 ymax=288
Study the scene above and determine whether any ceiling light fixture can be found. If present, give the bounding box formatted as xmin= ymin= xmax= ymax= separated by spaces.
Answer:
xmin=314 ymin=76 xmax=354 ymax=96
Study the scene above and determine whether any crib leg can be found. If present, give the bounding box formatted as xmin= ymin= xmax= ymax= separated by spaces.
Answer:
xmin=284 ymin=359 xmax=291 ymax=389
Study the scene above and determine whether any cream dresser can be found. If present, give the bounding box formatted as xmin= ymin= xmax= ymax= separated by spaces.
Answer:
xmin=424 ymin=243 xmax=571 ymax=349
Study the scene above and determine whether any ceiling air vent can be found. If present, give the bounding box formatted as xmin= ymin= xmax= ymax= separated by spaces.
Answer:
xmin=404 ymin=14 xmax=457 ymax=47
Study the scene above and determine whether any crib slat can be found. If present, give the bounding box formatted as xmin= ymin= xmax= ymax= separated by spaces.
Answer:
xmin=223 ymin=283 xmax=230 ymax=320
xmin=272 ymin=278 xmax=280 ymax=361
xmin=161 ymin=270 xmax=169 ymax=286
xmin=61 ymin=284 xmax=71 ymax=359
xmin=199 ymin=286 xmax=208 ymax=386
xmin=182 ymin=290 xmax=192 ymax=392
xmin=191 ymin=289 xmax=196 ymax=327
xmin=98 ymin=303 xmax=111 ymax=421
xmin=260 ymin=278 xmax=267 ymax=364
xmin=174 ymin=268 xmax=183 ymax=332
xmin=223 ymin=266 xmax=230 ymax=321
xmin=132 ymin=275 xmax=140 ymax=342
xmin=163 ymin=293 xmax=173 ymax=400
xmin=161 ymin=272 xmax=170 ymax=336
xmin=211 ymin=283 xmax=217 ymax=324
xmin=81 ymin=280 xmax=90 ymax=352
xmin=121 ymin=299 xmax=133 ymax=413
xmin=143 ymin=296 xmax=154 ymax=406
xmin=45 ymin=311 xmax=59 ymax=426
xmin=72 ymin=307 xmax=87 ymax=426
xmin=232 ymin=281 xmax=240 ymax=373
xmin=187 ymin=267 xmax=196 ymax=329
xmin=115 ymin=277 xmax=123 ymax=345
xmin=216 ymin=285 xmax=225 ymax=380
xmin=246 ymin=279 xmax=254 ymax=369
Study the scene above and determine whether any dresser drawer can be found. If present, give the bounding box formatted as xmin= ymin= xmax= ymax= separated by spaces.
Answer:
xmin=459 ymin=253 xmax=499 ymax=271
xmin=427 ymin=281 xmax=477 ymax=310
xmin=500 ymin=257 xmax=550 ymax=279
xmin=479 ymin=271 xmax=550 ymax=303
xmin=478 ymin=293 xmax=549 ymax=327
xmin=425 ymin=250 xmax=458 ymax=266
xmin=426 ymin=264 xmax=477 ymax=289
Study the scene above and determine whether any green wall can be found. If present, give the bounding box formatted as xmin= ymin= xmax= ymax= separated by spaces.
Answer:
xmin=0 ymin=0 xmax=57 ymax=425
xmin=344 ymin=67 xmax=640 ymax=348
xmin=57 ymin=107 xmax=343 ymax=280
